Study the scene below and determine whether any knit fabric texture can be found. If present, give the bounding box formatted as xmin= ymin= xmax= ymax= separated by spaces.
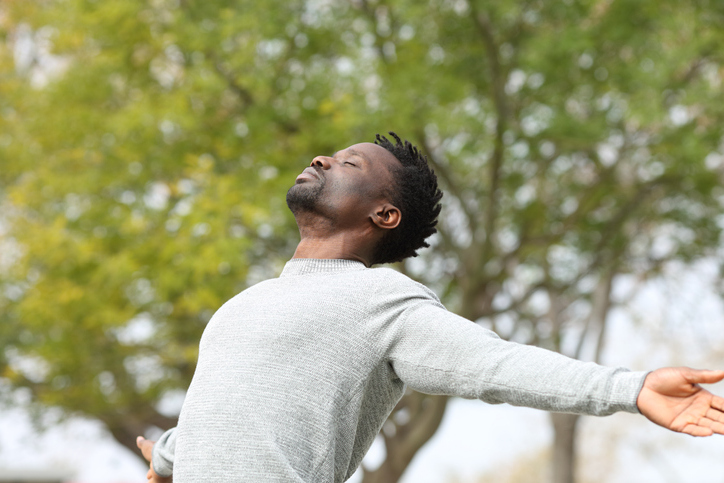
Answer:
xmin=152 ymin=258 xmax=647 ymax=482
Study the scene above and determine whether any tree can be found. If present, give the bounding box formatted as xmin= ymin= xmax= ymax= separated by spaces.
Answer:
xmin=363 ymin=1 xmax=724 ymax=482
xmin=2 ymin=1 xmax=724 ymax=482
xmin=0 ymin=0 xmax=368 ymax=453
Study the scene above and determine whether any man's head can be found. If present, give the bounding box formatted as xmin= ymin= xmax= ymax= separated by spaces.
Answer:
xmin=286 ymin=132 xmax=442 ymax=265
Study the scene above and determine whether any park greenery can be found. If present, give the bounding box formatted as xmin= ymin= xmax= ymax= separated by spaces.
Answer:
xmin=2 ymin=1 xmax=724 ymax=482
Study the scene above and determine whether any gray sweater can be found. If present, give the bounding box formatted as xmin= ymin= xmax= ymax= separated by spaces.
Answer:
xmin=152 ymin=258 xmax=647 ymax=482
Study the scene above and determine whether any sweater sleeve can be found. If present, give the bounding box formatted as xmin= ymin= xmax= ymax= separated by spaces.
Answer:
xmin=151 ymin=427 xmax=176 ymax=478
xmin=385 ymin=294 xmax=647 ymax=416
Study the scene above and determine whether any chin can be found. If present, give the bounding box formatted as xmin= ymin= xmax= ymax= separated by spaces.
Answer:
xmin=286 ymin=183 xmax=323 ymax=214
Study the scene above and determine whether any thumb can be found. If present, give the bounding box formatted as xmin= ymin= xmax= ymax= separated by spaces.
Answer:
xmin=136 ymin=436 xmax=155 ymax=462
xmin=684 ymin=369 xmax=724 ymax=385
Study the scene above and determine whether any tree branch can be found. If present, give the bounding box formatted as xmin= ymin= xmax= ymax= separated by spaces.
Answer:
xmin=354 ymin=0 xmax=395 ymax=64
xmin=469 ymin=6 xmax=509 ymax=265
xmin=573 ymin=268 xmax=614 ymax=361
xmin=416 ymin=130 xmax=478 ymax=236
xmin=209 ymin=53 xmax=255 ymax=109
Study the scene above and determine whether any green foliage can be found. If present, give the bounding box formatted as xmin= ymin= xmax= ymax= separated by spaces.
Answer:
xmin=1 ymin=0 xmax=724 ymax=478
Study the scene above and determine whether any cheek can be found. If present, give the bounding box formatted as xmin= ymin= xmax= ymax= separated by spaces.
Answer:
xmin=348 ymin=182 xmax=380 ymax=205
xmin=356 ymin=172 xmax=387 ymax=197
xmin=328 ymin=183 xmax=376 ymax=219
xmin=329 ymin=176 xmax=371 ymax=200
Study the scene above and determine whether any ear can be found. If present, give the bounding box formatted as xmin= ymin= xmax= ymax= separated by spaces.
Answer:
xmin=371 ymin=204 xmax=401 ymax=230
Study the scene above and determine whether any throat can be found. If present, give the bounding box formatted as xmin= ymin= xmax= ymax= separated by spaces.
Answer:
xmin=292 ymin=234 xmax=372 ymax=267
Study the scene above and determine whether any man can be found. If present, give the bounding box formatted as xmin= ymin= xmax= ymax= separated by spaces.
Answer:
xmin=137 ymin=133 xmax=724 ymax=482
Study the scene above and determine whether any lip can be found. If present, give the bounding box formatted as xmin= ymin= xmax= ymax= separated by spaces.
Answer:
xmin=296 ymin=167 xmax=320 ymax=182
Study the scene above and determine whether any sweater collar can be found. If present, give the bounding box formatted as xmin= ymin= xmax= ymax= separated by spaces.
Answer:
xmin=280 ymin=258 xmax=367 ymax=277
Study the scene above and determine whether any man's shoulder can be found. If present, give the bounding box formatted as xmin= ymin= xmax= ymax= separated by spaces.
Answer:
xmin=367 ymin=267 xmax=442 ymax=303
xmin=360 ymin=266 xmax=410 ymax=285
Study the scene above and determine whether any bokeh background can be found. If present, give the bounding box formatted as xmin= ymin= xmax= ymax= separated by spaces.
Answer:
xmin=2 ymin=1 xmax=724 ymax=482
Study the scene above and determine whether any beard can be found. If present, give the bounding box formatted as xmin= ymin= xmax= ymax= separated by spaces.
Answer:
xmin=286 ymin=179 xmax=325 ymax=216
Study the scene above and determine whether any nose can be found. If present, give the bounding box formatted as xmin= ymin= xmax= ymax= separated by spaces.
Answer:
xmin=310 ymin=156 xmax=332 ymax=169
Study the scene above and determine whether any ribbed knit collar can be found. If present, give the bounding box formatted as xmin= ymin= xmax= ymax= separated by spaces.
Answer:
xmin=280 ymin=258 xmax=368 ymax=277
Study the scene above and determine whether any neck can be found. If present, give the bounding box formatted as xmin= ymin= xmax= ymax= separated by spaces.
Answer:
xmin=291 ymin=217 xmax=379 ymax=266
xmin=292 ymin=234 xmax=373 ymax=267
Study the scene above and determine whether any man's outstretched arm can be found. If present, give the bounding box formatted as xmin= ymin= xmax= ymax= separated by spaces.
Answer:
xmin=637 ymin=367 xmax=724 ymax=436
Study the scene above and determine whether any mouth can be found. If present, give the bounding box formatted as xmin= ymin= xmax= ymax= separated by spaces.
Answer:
xmin=295 ymin=167 xmax=320 ymax=183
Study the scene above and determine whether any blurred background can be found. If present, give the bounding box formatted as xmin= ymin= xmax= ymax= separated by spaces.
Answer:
xmin=2 ymin=0 xmax=724 ymax=482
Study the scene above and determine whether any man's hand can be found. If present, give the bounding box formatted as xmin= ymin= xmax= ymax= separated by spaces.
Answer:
xmin=637 ymin=367 xmax=724 ymax=436
xmin=136 ymin=436 xmax=173 ymax=483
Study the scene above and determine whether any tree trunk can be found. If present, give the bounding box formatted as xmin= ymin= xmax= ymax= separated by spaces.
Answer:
xmin=549 ymin=412 xmax=581 ymax=483
xmin=361 ymin=392 xmax=448 ymax=483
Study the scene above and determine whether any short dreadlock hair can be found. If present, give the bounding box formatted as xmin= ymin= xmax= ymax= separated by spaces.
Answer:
xmin=372 ymin=132 xmax=443 ymax=265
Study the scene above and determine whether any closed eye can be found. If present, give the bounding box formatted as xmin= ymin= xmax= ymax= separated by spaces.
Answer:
xmin=344 ymin=161 xmax=357 ymax=167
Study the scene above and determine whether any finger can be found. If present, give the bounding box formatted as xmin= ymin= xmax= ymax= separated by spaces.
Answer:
xmin=711 ymin=395 xmax=724 ymax=412
xmin=685 ymin=369 xmax=724 ymax=385
xmin=698 ymin=415 xmax=724 ymax=435
xmin=708 ymin=421 xmax=724 ymax=435
xmin=706 ymin=407 xmax=724 ymax=423
xmin=681 ymin=424 xmax=714 ymax=437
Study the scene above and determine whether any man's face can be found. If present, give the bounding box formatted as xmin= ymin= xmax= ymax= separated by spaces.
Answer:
xmin=286 ymin=142 xmax=400 ymax=228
